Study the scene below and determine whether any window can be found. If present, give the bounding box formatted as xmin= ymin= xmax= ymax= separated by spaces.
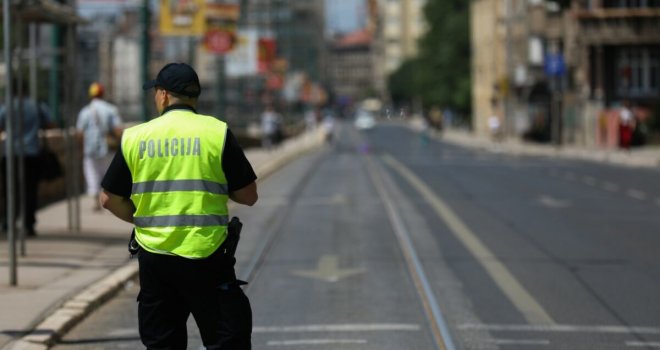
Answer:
xmin=615 ymin=46 xmax=660 ymax=97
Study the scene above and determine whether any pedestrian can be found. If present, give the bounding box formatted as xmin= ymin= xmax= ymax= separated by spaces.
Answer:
xmin=76 ymin=82 xmax=123 ymax=211
xmin=488 ymin=114 xmax=501 ymax=142
xmin=260 ymin=105 xmax=281 ymax=149
xmin=0 ymin=82 xmax=56 ymax=236
xmin=322 ymin=112 xmax=335 ymax=144
xmin=100 ymin=62 xmax=258 ymax=349
xmin=618 ymin=100 xmax=635 ymax=151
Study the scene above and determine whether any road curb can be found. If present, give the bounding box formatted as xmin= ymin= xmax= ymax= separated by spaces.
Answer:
xmin=11 ymin=263 xmax=139 ymax=348
xmin=406 ymin=121 xmax=660 ymax=169
xmin=2 ymin=129 xmax=326 ymax=350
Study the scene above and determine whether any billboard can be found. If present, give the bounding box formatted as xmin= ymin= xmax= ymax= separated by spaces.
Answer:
xmin=159 ymin=0 xmax=206 ymax=36
xmin=226 ymin=30 xmax=258 ymax=77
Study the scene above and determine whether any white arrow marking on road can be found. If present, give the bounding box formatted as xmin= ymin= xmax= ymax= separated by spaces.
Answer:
xmin=538 ymin=195 xmax=571 ymax=209
xmin=291 ymin=255 xmax=365 ymax=282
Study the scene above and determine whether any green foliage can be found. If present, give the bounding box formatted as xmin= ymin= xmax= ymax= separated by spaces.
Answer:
xmin=387 ymin=0 xmax=471 ymax=114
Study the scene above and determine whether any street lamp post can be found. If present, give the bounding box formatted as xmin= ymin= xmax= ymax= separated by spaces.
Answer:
xmin=4 ymin=0 xmax=17 ymax=286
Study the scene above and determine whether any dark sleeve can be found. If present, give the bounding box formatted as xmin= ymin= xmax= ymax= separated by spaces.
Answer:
xmin=101 ymin=143 xmax=133 ymax=198
xmin=223 ymin=128 xmax=257 ymax=192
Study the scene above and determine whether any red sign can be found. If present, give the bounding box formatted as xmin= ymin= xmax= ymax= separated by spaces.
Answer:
xmin=204 ymin=29 xmax=235 ymax=54
xmin=258 ymin=38 xmax=277 ymax=73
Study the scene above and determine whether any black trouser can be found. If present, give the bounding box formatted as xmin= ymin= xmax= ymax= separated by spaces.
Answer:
xmin=137 ymin=248 xmax=252 ymax=350
xmin=2 ymin=156 xmax=39 ymax=232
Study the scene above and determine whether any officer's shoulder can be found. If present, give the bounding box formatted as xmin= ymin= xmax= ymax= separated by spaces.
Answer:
xmin=198 ymin=114 xmax=228 ymax=127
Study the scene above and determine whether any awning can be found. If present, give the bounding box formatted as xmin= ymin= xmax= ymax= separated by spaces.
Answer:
xmin=2 ymin=0 xmax=87 ymax=24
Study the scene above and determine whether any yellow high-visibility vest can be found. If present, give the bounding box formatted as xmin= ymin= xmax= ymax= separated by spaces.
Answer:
xmin=122 ymin=109 xmax=229 ymax=258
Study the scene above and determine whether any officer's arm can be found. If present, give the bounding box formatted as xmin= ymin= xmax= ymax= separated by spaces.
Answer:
xmin=229 ymin=181 xmax=258 ymax=206
xmin=99 ymin=190 xmax=135 ymax=223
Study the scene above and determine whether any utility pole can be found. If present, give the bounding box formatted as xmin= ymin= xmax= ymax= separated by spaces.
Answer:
xmin=141 ymin=0 xmax=150 ymax=121
xmin=504 ymin=0 xmax=513 ymax=139
xmin=4 ymin=0 xmax=17 ymax=286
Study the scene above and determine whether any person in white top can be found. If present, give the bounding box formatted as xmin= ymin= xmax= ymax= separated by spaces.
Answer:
xmin=76 ymin=82 xmax=123 ymax=210
xmin=618 ymin=100 xmax=635 ymax=150
xmin=488 ymin=114 xmax=501 ymax=141
xmin=260 ymin=105 xmax=282 ymax=149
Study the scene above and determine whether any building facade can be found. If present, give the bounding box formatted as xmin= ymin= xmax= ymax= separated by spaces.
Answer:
xmin=470 ymin=0 xmax=659 ymax=146
xmin=379 ymin=0 xmax=428 ymax=75
xmin=328 ymin=30 xmax=379 ymax=101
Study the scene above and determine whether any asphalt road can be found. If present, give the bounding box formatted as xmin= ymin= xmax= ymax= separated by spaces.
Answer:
xmin=53 ymin=122 xmax=660 ymax=349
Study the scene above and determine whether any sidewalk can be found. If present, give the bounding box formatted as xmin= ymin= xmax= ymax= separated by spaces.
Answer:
xmin=437 ymin=127 xmax=660 ymax=169
xmin=0 ymin=129 xmax=326 ymax=350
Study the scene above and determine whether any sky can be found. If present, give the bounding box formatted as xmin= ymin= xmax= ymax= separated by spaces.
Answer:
xmin=325 ymin=0 xmax=365 ymax=36
xmin=78 ymin=0 xmax=367 ymax=36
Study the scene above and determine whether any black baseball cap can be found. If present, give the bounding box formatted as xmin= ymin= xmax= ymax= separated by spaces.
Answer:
xmin=142 ymin=62 xmax=201 ymax=98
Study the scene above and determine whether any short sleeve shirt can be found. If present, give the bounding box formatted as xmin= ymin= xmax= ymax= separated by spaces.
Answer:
xmin=76 ymin=98 xmax=123 ymax=158
xmin=101 ymin=105 xmax=256 ymax=198
xmin=0 ymin=98 xmax=53 ymax=156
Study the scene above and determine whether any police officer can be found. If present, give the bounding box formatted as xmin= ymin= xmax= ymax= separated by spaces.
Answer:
xmin=100 ymin=62 xmax=258 ymax=349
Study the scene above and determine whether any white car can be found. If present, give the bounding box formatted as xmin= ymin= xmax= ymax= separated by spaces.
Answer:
xmin=354 ymin=111 xmax=376 ymax=130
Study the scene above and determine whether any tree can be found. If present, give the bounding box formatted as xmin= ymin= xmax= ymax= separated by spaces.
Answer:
xmin=388 ymin=0 xmax=471 ymax=116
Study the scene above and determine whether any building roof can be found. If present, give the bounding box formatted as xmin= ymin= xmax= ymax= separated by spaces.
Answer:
xmin=334 ymin=29 xmax=372 ymax=49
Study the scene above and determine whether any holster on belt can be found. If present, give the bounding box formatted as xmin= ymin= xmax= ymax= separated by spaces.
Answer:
xmin=222 ymin=216 xmax=242 ymax=258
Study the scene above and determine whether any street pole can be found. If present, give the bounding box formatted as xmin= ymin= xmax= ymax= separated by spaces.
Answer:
xmin=29 ymin=24 xmax=37 ymax=101
xmin=16 ymin=19 xmax=27 ymax=256
xmin=4 ymin=0 xmax=17 ymax=286
xmin=216 ymin=56 xmax=226 ymax=118
xmin=141 ymin=0 xmax=150 ymax=121
xmin=504 ymin=0 xmax=513 ymax=139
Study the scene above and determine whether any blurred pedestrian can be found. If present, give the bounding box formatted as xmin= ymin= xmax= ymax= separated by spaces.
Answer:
xmin=260 ymin=105 xmax=281 ymax=149
xmin=618 ymin=100 xmax=635 ymax=150
xmin=304 ymin=107 xmax=318 ymax=131
xmin=0 ymin=82 xmax=56 ymax=236
xmin=76 ymin=82 xmax=123 ymax=211
xmin=488 ymin=114 xmax=501 ymax=142
xmin=100 ymin=62 xmax=257 ymax=349
xmin=322 ymin=113 xmax=335 ymax=144
xmin=428 ymin=106 xmax=443 ymax=133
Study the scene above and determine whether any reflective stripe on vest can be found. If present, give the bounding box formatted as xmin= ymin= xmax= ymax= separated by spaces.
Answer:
xmin=132 ymin=180 xmax=229 ymax=195
xmin=122 ymin=109 xmax=229 ymax=259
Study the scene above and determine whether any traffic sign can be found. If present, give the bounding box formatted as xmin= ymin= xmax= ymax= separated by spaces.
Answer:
xmin=204 ymin=29 xmax=234 ymax=54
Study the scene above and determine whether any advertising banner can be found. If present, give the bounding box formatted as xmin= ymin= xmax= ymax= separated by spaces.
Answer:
xmin=159 ymin=0 xmax=206 ymax=36
xmin=226 ymin=30 xmax=258 ymax=77
xmin=204 ymin=0 xmax=239 ymax=54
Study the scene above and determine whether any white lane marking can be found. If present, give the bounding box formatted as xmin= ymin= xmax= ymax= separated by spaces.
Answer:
xmin=602 ymin=182 xmax=620 ymax=192
xmin=582 ymin=176 xmax=597 ymax=186
xmin=538 ymin=195 xmax=571 ymax=208
xmin=267 ymin=339 xmax=368 ymax=346
xmin=627 ymin=189 xmax=647 ymax=200
xmin=108 ymin=328 xmax=139 ymax=337
xmin=368 ymin=156 xmax=457 ymax=350
xmin=459 ymin=323 xmax=660 ymax=335
xmin=491 ymin=339 xmax=550 ymax=346
xmin=253 ymin=324 xmax=421 ymax=333
xmin=626 ymin=341 xmax=660 ymax=347
xmin=383 ymin=155 xmax=555 ymax=326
